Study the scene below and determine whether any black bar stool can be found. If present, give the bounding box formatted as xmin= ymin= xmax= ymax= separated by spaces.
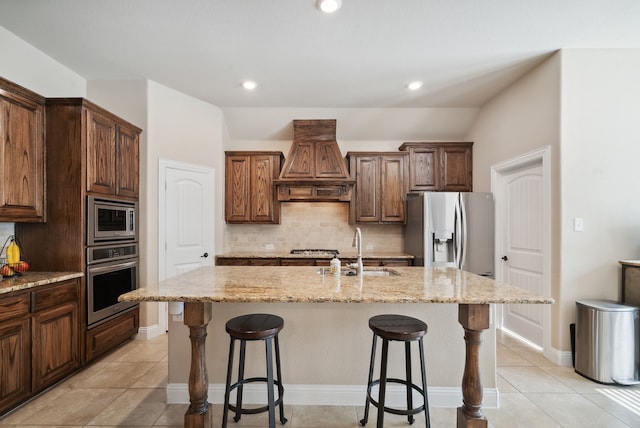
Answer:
xmin=361 ymin=314 xmax=430 ymax=427
xmin=222 ymin=313 xmax=288 ymax=428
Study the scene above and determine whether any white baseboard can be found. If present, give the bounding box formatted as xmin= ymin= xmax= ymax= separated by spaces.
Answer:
xmin=134 ymin=323 xmax=166 ymax=340
xmin=545 ymin=346 xmax=573 ymax=367
xmin=166 ymin=383 xmax=499 ymax=409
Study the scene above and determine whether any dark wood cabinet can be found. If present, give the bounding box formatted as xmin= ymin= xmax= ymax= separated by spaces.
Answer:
xmin=0 ymin=77 xmax=46 ymax=222
xmin=86 ymin=105 xmax=140 ymax=199
xmin=0 ymin=278 xmax=81 ymax=416
xmin=225 ymin=151 xmax=284 ymax=224
xmin=216 ymin=256 xmax=412 ymax=266
xmin=85 ymin=307 xmax=138 ymax=361
xmin=16 ymin=98 xmax=141 ymax=366
xmin=31 ymin=280 xmax=80 ymax=391
xmin=347 ymin=152 xmax=408 ymax=224
xmin=399 ymin=142 xmax=473 ymax=192
xmin=0 ymin=293 xmax=31 ymax=415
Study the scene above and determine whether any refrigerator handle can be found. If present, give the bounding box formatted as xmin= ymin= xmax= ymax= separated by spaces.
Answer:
xmin=455 ymin=197 xmax=463 ymax=268
xmin=459 ymin=195 xmax=468 ymax=269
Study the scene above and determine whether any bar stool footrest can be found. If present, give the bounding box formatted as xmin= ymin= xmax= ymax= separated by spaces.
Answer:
xmin=228 ymin=376 xmax=286 ymax=417
xmin=365 ymin=378 xmax=426 ymax=416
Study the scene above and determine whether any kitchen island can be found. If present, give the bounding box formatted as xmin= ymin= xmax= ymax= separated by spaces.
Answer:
xmin=119 ymin=265 xmax=553 ymax=428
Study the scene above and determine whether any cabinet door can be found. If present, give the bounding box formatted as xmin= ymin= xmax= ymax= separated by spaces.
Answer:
xmin=32 ymin=302 xmax=79 ymax=391
xmin=225 ymin=154 xmax=251 ymax=222
xmin=353 ymin=156 xmax=379 ymax=222
xmin=86 ymin=109 xmax=117 ymax=196
xmin=408 ymin=146 xmax=439 ymax=192
xmin=440 ymin=145 xmax=472 ymax=191
xmin=0 ymin=317 xmax=31 ymax=415
xmin=116 ymin=124 xmax=140 ymax=199
xmin=250 ymin=155 xmax=279 ymax=223
xmin=380 ymin=155 xmax=407 ymax=223
xmin=0 ymin=83 xmax=45 ymax=222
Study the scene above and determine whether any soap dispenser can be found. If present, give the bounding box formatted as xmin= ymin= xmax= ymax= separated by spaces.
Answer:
xmin=330 ymin=255 xmax=341 ymax=275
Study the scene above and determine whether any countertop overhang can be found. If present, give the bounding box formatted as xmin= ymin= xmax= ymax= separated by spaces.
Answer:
xmin=216 ymin=251 xmax=414 ymax=259
xmin=119 ymin=266 xmax=554 ymax=305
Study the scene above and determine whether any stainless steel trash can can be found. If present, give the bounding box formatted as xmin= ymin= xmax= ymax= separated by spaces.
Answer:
xmin=575 ymin=300 xmax=639 ymax=384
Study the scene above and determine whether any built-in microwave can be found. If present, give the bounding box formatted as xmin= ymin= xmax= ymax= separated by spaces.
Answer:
xmin=87 ymin=196 xmax=138 ymax=245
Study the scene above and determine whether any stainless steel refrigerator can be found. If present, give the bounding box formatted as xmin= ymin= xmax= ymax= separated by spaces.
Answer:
xmin=404 ymin=192 xmax=494 ymax=277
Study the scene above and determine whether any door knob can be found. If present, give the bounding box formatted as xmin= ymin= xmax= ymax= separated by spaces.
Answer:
xmin=501 ymin=256 xmax=508 ymax=261
xmin=200 ymin=252 xmax=209 ymax=258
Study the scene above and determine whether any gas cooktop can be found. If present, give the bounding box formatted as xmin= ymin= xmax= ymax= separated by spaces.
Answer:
xmin=290 ymin=249 xmax=339 ymax=256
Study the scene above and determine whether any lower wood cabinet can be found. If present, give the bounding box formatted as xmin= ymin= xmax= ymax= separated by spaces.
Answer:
xmin=85 ymin=307 xmax=139 ymax=362
xmin=216 ymin=257 xmax=412 ymax=267
xmin=0 ymin=278 xmax=81 ymax=416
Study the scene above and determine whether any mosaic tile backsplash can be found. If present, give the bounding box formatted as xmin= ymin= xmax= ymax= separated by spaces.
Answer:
xmin=223 ymin=202 xmax=404 ymax=253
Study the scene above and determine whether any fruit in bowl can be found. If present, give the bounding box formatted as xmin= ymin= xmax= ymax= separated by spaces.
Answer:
xmin=13 ymin=260 xmax=30 ymax=273
xmin=0 ymin=264 xmax=15 ymax=277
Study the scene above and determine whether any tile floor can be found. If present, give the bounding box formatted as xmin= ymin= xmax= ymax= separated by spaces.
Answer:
xmin=1 ymin=330 xmax=639 ymax=427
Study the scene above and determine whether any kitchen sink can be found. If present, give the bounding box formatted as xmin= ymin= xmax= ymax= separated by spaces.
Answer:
xmin=317 ymin=267 xmax=399 ymax=277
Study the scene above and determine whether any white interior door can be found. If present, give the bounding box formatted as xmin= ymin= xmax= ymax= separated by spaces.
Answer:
xmin=492 ymin=148 xmax=550 ymax=349
xmin=158 ymin=159 xmax=215 ymax=330
xmin=499 ymin=162 xmax=544 ymax=345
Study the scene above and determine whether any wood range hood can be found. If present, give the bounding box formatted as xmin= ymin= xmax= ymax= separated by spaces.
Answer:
xmin=274 ymin=119 xmax=355 ymax=202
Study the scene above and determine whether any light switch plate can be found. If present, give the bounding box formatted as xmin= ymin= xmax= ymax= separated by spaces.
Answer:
xmin=574 ymin=217 xmax=584 ymax=232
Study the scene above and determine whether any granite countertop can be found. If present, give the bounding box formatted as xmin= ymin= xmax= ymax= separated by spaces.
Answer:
xmin=119 ymin=266 xmax=554 ymax=305
xmin=620 ymin=260 xmax=640 ymax=267
xmin=216 ymin=251 xmax=414 ymax=259
xmin=0 ymin=271 xmax=84 ymax=295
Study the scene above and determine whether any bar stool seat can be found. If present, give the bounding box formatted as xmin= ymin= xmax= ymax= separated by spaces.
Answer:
xmin=223 ymin=313 xmax=287 ymax=428
xmin=361 ymin=314 xmax=430 ymax=427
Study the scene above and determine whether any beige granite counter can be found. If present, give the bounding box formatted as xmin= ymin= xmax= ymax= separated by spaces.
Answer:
xmin=0 ymin=271 xmax=84 ymax=295
xmin=119 ymin=266 xmax=553 ymax=305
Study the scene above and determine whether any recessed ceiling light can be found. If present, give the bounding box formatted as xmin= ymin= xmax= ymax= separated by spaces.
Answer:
xmin=242 ymin=80 xmax=257 ymax=90
xmin=407 ymin=81 xmax=423 ymax=91
xmin=317 ymin=0 xmax=342 ymax=14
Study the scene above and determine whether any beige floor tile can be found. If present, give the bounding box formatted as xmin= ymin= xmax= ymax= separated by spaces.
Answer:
xmin=131 ymin=362 xmax=169 ymax=388
xmin=292 ymin=405 xmax=358 ymax=427
xmin=211 ymin=403 xmax=293 ymax=427
xmin=497 ymin=374 xmax=519 ymax=393
xmin=152 ymin=403 xmax=189 ymax=426
xmin=0 ymin=388 xmax=124 ymax=425
xmin=526 ymin=392 xmax=631 ymax=427
xmin=541 ymin=366 xmax=614 ymax=393
xmin=355 ymin=404 xmax=428 ymax=428
xmin=484 ymin=392 xmax=561 ymax=428
xmin=582 ymin=390 xmax=640 ymax=427
xmin=496 ymin=343 xmax=534 ymax=367
xmin=498 ymin=366 xmax=574 ymax=393
xmin=64 ymin=361 xmax=156 ymax=388
xmin=509 ymin=345 xmax=555 ymax=367
xmin=87 ymin=388 xmax=166 ymax=426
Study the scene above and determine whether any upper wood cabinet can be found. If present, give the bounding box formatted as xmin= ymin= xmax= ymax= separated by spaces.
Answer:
xmin=225 ymin=151 xmax=284 ymax=224
xmin=347 ymin=152 xmax=408 ymax=224
xmin=399 ymin=142 xmax=473 ymax=192
xmin=0 ymin=77 xmax=46 ymax=222
xmin=86 ymin=107 xmax=140 ymax=199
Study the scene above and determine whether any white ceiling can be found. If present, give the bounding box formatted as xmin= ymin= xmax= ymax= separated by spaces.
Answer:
xmin=1 ymin=0 xmax=640 ymax=109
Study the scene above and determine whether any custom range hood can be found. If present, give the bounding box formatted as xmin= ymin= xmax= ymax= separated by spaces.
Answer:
xmin=274 ymin=119 xmax=355 ymax=202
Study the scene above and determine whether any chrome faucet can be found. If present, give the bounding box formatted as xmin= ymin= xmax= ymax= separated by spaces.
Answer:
xmin=351 ymin=227 xmax=364 ymax=275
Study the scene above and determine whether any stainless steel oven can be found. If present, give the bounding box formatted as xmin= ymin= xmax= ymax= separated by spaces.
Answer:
xmin=86 ymin=243 xmax=139 ymax=327
xmin=87 ymin=196 xmax=138 ymax=245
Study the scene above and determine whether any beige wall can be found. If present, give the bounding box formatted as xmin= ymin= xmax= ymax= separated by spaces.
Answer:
xmin=558 ymin=49 xmax=640 ymax=350
xmin=464 ymin=52 xmax=562 ymax=348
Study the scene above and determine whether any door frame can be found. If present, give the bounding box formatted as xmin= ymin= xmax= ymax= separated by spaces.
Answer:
xmin=491 ymin=146 xmax=551 ymax=354
xmin=158 ymin=158 xmax=216 ymax=332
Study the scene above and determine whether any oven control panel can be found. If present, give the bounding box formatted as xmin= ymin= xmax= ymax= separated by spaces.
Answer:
xmin=87 ymin=244 xmax=138 ymax=265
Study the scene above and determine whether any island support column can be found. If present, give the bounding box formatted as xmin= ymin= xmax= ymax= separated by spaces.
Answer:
xmin=184 ymin=302 xmax=213 ymax=428
xmin=457 ymin=304 xmax=490 ymax=428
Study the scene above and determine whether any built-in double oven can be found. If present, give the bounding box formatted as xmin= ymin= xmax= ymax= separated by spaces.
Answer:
xmin=86 ymin=196 xmax=139 ymax=327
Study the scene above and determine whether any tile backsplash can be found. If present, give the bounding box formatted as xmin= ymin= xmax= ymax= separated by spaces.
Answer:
xmin=0 ymin=222 xmax=14 ymax=258
xmin=223 ymin=202 xmax=404 ymax=253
